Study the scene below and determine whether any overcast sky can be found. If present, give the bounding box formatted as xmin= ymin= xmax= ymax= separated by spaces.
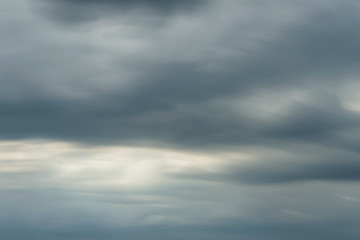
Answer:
xmin=1 ymin=0 xmax=360 ymax=239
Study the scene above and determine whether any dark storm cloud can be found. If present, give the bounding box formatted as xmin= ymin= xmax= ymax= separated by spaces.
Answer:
xmin=3 ymin=4 xmax=360 ymax=148
xmin=111 ymin=6 xmax=360 ymax=112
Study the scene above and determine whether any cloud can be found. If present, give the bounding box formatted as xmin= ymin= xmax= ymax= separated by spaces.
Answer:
xmin=3 ymin=2 xmax=360 ymax=149
xmin=229 ymin=156 xmax=360 ymax=184
xmin=2 ymin=140 xmax=360 ymax=240
xmin=38 ymin=0 xmax=207 ymax=24
xmin=173 ymin=142 xmax=360 ymax=185
xmin=2 ymin=1 xmax=360 ymax=239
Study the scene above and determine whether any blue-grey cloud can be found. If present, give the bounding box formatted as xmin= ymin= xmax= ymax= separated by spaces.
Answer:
xmin=39 ymin=0 xmax=206 ymax=23
xmin=2 ymin=1 xmax=360 ymax=239
xmin=2 ymin=4 xmax=360 ymax=149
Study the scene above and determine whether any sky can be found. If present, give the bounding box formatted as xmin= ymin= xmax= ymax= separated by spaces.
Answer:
xmin=1 ymin=0 xmax=360 ymax=239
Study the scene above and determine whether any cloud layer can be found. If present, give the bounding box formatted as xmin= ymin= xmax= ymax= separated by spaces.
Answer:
xmin=39 ymin=0 xmax=206 ymax=23
xmin=2 ymin=0 xmax=360 ymax=239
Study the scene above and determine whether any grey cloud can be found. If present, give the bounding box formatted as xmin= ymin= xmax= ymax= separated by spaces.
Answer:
xmin=3 ymin=4 xmax=360 ymax=148
xmin=266 ymin=94 xmax=360 ymax=141
xmin=116 ymin=6 xmax=360 ymax=111
xmin=174 ymin=144 xmax=360 ymax=184
xmin=2 ymin=182 xmax=360 ymax=240
xmin=39 ymin=0 xmax=206 ymax=23
xmin=3 ymin=1 xmax=360 ymax=239
xmin=61 ymin=0 xmax=205 ymax=9
xmin=1 ymin=222 xmax=357 ymax=240
xmin=230 ymin=158 xmax=360 ymax=184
